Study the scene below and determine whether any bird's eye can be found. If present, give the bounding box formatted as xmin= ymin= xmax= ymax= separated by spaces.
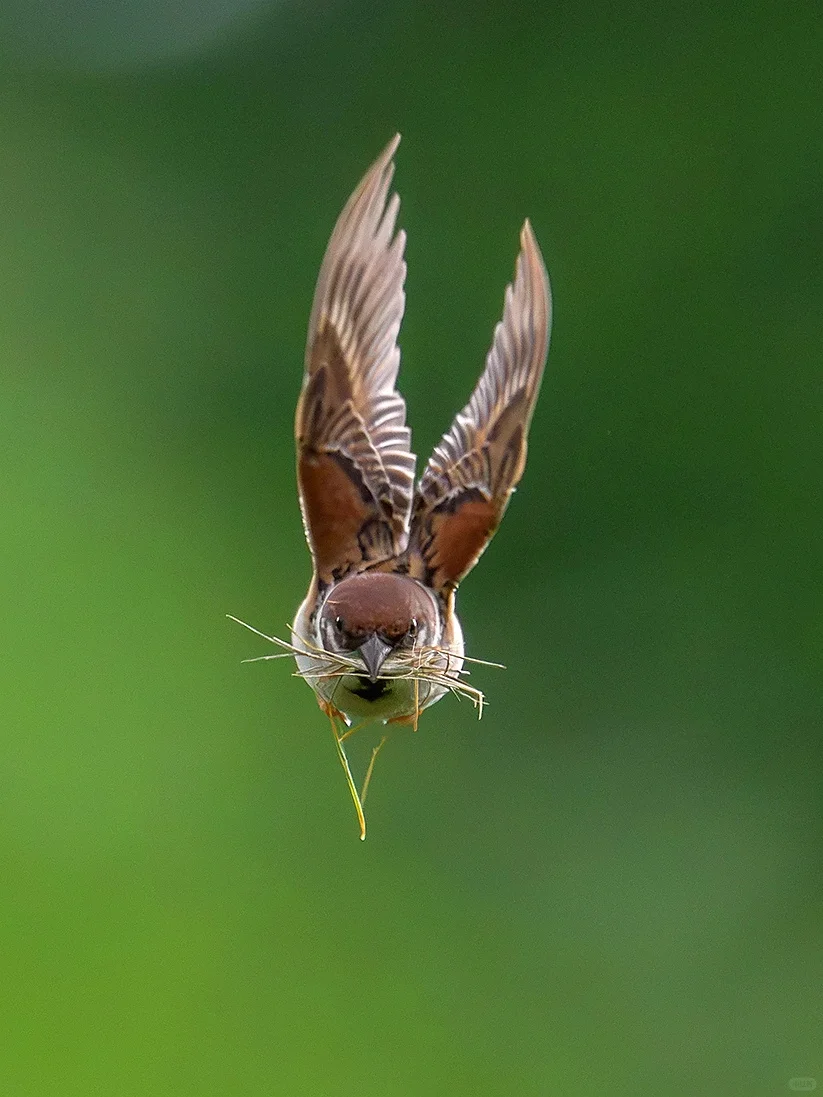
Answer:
xmin=409 ymin=617 xmax=418 ymax=637
xmin=334 ymin=615 xmax=344 ymax=631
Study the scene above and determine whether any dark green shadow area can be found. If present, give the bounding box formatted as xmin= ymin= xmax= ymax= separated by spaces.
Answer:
xmin=1 ymin=2 xmax=820 ymax=1094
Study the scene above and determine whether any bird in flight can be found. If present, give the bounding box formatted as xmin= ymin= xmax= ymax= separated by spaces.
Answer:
xmin=232 ymin=135 xmax=551 ymax=838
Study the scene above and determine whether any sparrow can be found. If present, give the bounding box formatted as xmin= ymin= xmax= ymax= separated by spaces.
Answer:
xmin=233 ymin=134 xmax=551 ymax=838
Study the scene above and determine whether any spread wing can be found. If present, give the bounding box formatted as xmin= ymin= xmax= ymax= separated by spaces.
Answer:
xmin=295 ymin=134 xmax=416 ymax=586
xmin=407 ymin=220 xmax=551 ymax=593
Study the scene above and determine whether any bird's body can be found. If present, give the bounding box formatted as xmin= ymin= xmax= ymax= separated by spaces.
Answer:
xmin=292 ymin=572 xmax=464 ymax=724
xmin=278 ymin=134 xmax=550 ymax=835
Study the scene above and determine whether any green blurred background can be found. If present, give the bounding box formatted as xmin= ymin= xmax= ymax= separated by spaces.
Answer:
xmin=1 ymin=1 xmax=820 ymax=1094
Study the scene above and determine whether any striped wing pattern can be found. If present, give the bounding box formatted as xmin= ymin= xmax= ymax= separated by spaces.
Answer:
xmin=296 ymin=135 xmax=417 ymax=585
xmin=407 ymin=220 xmax=551 ymax=592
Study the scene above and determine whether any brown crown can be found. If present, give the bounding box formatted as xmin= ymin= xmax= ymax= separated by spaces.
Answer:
xmin=323 ymin=572 xmax=435 ymax=638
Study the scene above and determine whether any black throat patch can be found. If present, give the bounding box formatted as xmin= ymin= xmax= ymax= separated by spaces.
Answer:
xmin=351 ymin=676 xmax=389 ymax=702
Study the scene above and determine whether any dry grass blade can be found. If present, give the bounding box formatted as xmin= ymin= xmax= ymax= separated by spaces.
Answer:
xmin=227 ymin=613 xmax=503 ymax=719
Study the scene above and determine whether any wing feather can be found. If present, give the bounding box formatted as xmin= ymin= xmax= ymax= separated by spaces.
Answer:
xmin=296 ymin=135 xmax=416 ymax=585
xmin=407 ymin=220 xmax=551 ymax=592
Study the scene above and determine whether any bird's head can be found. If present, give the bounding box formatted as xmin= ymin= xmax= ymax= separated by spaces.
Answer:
xmin=319 ymin=572 xmax=439 ymax=681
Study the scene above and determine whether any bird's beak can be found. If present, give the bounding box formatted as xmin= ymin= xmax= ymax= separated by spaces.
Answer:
xmin=358 ymin=634 xmax=393 ymax=682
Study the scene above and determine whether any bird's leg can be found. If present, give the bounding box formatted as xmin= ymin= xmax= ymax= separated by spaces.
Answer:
xmin=318 ymin=696 xmax=347 ymax=723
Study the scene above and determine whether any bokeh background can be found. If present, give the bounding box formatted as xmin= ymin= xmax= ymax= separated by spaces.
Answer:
xmin=2 ymin=1 xmax=820 ymax=1094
